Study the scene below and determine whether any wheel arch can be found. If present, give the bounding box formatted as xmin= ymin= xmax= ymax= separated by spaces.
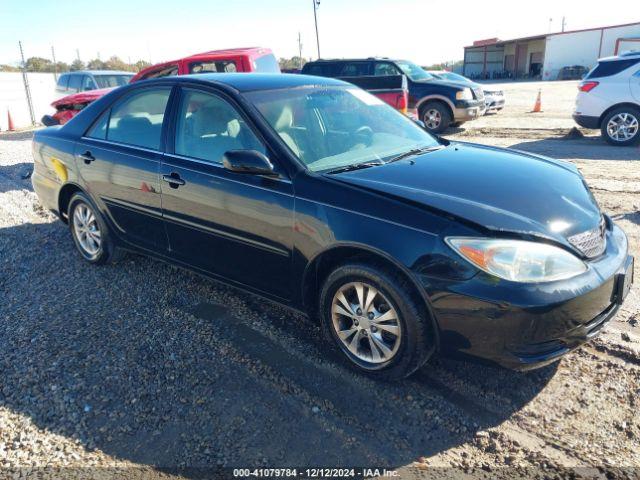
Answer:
xmin=598 ymin=102 xmax=640 ymax=126
xmin=57 ymin=182 xmax=85 ymax=223
xmin=301 ymin=242 xmax=441 ymax=346
xmin=415 ymin=95 xmax=455 ymax=118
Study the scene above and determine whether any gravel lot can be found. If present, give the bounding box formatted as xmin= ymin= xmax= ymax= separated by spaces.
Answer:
xmin=0 ymin=81 xmax=639 ymax=479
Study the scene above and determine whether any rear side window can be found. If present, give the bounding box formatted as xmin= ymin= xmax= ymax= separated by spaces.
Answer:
xmin=189 ymin=60 xmax=237 ymax=73
xmin=337 ymin=62 xmax=370 ymax=77
xmin=254 ymin=53 xmax=281 ymax=73
xmin=81 ymin=76 xmax=95 ymax=91
xmin=587 ymin=58 xmax=640 ymax=79
xmin=107 ymin=88 xmax=171 ymax=150
xmin=303 ymin=63 xmax=332 ymax=76
xmin=56 ymin=74 xmax=69 ymax=90
xmin=374 ymin=62 xmax=400 ymax=76
xmin=87 ymin=111 xmax=109 ymax=140
xmin=68 ymin=74 xmax=82 ymax=93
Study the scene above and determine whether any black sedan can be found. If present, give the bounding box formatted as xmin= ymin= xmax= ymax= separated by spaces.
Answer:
xmin=31 ymin=73 xmax=633 ymax=379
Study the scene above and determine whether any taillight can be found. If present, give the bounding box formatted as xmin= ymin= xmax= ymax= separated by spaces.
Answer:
xmin=578 ymin=81 xmax=599 ymax=92
xmin=396 ymin=93 xmax=408 ymax=114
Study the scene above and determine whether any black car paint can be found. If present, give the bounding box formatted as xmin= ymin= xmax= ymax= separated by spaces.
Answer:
xmin=32 ymin=74 xmax=631 ymax=369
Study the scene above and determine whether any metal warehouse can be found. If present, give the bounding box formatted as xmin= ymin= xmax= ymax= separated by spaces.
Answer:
xmin=463 ymin=21 xmax=640 ymax=80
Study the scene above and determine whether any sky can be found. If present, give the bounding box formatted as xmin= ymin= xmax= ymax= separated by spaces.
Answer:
xmin=0 ymin=0 xmax=637 ymax=66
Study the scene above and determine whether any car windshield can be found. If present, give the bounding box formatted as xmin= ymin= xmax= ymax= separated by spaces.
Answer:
xmin=395 ymin=61 xmax=434 ymax=81
xmin=93 ymin=74 xmax=133 ymax=89
xmin=246 ymin=86 xmax=439 ymax=173
xmin=440 ymin=72 xmax=469 ymax=83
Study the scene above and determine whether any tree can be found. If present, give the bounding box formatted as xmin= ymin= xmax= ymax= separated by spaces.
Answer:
xmin=278 ymin=56 xmax=308 ymax=71
xmin=0 ymin=64 xmax=20 ymax=72
xmin=25 ymin=57 xmax=53 ymax=72
xmin=104 ymin=56 xmax=129 ymax=71
xmin=87 ymin=58 xmax=106 ymax=70
xmin=70 ymin=59 xmax=86 ymax=71
xmin=54 ymin=61 xmax=70 ymax=73
xmin=133 ymin=60 xmax=151 ymax=72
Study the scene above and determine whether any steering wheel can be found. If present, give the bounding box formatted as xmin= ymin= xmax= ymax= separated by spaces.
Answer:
xmin=353 ymin=126 xmax=374 ymax=147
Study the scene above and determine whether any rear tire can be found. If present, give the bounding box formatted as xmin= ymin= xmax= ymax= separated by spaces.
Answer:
xmin=450 ymin=121 xmax=466 ymax=128
xmin=68 ymin=192 xmax=124 ymax=265
xmin=420 ymin=101 xmax=452 ymax=134
xmin=601 ymin=107 xmax=640 ymax=146
xmin=319 ymin=262 xmax=436 ymax=380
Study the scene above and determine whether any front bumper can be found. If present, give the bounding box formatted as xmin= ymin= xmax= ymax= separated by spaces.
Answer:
xmin=485 ymin=97 xmax=505 ymax=110
xmin=421 ymin=223 xmax=632 ymax=370
xmin=453 ymin=99 xmax=485 ymax=122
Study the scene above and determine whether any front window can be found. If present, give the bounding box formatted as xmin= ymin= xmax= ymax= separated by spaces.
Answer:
xmin=93 ymin=74 xmax=133 ymax=88
xmin=395 ymin=61 xmax=433 ymax=81
xmin=246 ymin=86 xmax=439 ymax=173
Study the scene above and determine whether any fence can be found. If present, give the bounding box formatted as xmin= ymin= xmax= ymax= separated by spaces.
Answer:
xmin=0 ymin=72 xmax=56 ymax=131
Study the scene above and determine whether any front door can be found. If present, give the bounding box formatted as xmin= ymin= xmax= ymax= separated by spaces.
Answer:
xmin=631 ymin=68 xmax=640 ymax=103
xmin=75 ymin=86 xmax=172 ymax=251
xmin=160 ymin=87 xmax=294 ymax=299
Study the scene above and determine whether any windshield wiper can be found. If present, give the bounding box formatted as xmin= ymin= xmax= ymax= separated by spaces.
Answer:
xmin=325 ymin=160 xmax=385 ymax=174
xmin=385 ymin=145 xmax=444 ymax=164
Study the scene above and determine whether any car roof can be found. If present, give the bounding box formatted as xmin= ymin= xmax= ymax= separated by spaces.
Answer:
xmin=599 ymin=52 xmax=640 ymax=62
xmin=168 ymin=73 xmax=348 ymax=92
xmin=64 ymin=70 xmax=134 ymax=76
xmin=305 ymin=58 xmax=407 ymax=63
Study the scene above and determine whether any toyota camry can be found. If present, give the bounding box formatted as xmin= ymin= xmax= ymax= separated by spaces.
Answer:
xmin=31 ymin=74 xmax=633 ymax=379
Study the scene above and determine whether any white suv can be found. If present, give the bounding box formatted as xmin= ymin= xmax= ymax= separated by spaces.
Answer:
xmin=573 ymin=52 xmax=640 ymax=146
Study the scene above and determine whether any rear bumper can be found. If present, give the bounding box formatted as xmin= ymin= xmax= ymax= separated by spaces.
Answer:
xmin=422 ymin=223 xmax=631 ymax=370
xmin=573 ymin=113 xmax=600 ymax=129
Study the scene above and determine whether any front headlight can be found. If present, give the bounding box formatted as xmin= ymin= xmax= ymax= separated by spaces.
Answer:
xmin=455 ymin=88 xmax=473 ymax=100
xmin=446 ymin=237 xmax=587 ymax=282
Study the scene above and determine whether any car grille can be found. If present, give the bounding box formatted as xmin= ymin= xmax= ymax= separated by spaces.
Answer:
xmin=567 ymin=217 xmax=606 ymax=258
xmin=472 ymin=88 xmax=484 ymax=100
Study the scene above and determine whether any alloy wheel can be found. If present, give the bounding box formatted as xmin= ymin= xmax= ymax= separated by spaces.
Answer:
xmin=423 ymin=109 xmax=442 ymax=130
xmin=606 ymin=113 xmax=639 ymax=142
xmin=72 ymin=203 xmax=102 ymax=258
xmin=331 ymin=281 xmax=401 ymax=365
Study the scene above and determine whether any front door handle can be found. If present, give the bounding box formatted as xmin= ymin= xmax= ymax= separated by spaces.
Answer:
xmin=78 ymin=151 xmax=95 ymax=164
xmin=162 ymin=173 xmax=186 ymax=188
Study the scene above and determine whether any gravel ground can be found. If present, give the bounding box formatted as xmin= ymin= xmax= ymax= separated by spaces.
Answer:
xmin=0 ymin=95 xmax=639 ymax=479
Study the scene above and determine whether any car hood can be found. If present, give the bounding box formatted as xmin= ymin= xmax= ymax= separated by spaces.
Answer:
xmin=52 ymin=87 xmax=114 ymax=108
xmin=413 ymin=78 xmax=475 ymax=89
xmin=329 ymin=142 xmax=602 ymax=246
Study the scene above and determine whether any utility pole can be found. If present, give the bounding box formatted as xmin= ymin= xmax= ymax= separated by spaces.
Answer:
xmin=76 ymin=49 xmax=80 ymax=61
xmin=51 ymin=45 xmax=58 ymax=81
xmin=312 ymin=0 xmax=321 ymax=59
xmin=297 ymin=32 xmax=303 ymax=69
xmin=18 ymin=41 xmax=36 ymax=126
xmin=548 ymin=18 xmax=553 ymax=33
xmin=561 ymin=16 xmax=566 ymax=32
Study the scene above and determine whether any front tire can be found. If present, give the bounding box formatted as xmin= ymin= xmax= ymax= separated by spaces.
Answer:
xmin=601 ymin=107 xmax=640 ymax=146
xmin=420 ymin=101 xmax=451 ymax=134
xmin=319 ymin=263 xmax=435 ymax=380
xmin=68 ymin=192 xmax=123 ymax=265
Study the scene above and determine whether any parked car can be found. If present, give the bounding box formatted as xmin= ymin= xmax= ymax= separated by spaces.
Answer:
xmin=302 ymin=58 xmax=485 ymax=133
xmin=42 ymin=48 xmax=278 ymax=126
xmin=427 ymin=70 xmax=505 ymax=114
xmin=573 ymin=52 xmax=640 ymax=146
xmin=332 ymin=74 xmax=411 ymax=116
xmin=32 ymin=73 xmax=633 ymax=379
xmin=42 ymin=71 xmax=135 ymax=126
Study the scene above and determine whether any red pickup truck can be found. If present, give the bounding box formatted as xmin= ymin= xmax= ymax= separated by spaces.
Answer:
xmin=43 ymin=47 xmax=279 ymax=126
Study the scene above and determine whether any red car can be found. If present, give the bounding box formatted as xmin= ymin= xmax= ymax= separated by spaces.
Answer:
xmin=43 ymin=47 xmax=279 ymax=126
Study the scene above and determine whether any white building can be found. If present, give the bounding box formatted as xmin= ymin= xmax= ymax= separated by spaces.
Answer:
xmin=462 ymin=21 xmax=640 ymax=81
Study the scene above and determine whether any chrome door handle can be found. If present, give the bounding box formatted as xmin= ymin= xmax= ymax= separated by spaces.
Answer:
xmin=162 ymin=173 xmax=185 ymax=188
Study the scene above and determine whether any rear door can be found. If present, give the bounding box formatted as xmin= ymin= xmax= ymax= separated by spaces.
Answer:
xmin=75 ymin=86 xmax=173 ymax=251
xmin=160 ymin=86 xmax=295 ymax=299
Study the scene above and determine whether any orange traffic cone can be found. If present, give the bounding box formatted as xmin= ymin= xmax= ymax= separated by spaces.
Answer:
xmin=7 ymin=109 xmax=15 ymax=131
xmin=531 ymin=90 xmax=542 ymax=113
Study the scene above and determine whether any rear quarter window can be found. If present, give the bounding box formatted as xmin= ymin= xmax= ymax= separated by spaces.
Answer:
xmin=68 ymin=74 xmax=82 ymax=93
xmin=253 ymin=53 xmax=280 ymax=73
xmin=56 ymin=74 xmax=69 ymax=90
xmin=337 ymin=62 xmax=370 ymax=77
xmin=302 ymin=63 xmax=339 ymax=77
xmin=587 ymin=58 xmax=640 ymax=79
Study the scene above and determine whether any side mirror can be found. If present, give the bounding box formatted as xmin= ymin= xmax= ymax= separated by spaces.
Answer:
xmin=222 ymin=150 xmax=277 ymax=176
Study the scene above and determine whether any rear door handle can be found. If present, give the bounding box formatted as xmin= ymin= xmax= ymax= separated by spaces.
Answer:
xmin=162 ymin=173 xmax=186 ymax=188
xmin=78 ymin=151 xmax=95 ymax=164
